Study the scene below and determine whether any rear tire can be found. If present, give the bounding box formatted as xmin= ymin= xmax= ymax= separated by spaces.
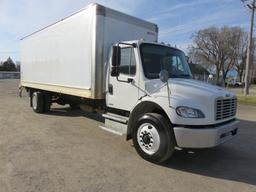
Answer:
xmin=69 ymin=102 xmax=80 ymax=109
xmin=31 ymin=91 xmax=44 ymax=113
xmin=43 ymin=93 xmax=52 ymax=112
xmin=132 ymin=113 xmax=175 ymax=164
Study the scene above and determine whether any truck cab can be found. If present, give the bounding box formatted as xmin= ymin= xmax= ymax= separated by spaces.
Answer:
xmin=104 ymin=40 xmax=239 ymax=163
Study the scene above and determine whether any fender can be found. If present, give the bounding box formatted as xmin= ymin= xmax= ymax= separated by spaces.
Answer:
xmin=127 ymin=101 xmax=172 ymax=140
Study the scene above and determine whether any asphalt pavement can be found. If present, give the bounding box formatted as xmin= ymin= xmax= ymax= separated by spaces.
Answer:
xmin=0 ymin=79 xmax=255 ymax=192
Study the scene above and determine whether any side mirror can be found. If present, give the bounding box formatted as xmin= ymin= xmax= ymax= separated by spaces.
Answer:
xmin=159 ymin=70 xmax=169 ymax=83
xmin=111 ymin=46 xmax=121 ymax=77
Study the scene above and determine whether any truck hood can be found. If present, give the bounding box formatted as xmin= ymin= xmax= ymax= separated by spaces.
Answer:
xmin=144 ymin=78 xmax=237 ymax=125
xmin=145 ymin=78 xmax=235 ymax=99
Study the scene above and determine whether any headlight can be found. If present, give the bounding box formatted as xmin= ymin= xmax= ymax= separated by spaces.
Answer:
xmin=176 ymin=106 xmax=205 ymax=118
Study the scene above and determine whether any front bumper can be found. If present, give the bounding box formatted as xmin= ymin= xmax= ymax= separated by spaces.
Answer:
xmin=173 ymin=120 xmax=239 ymax=148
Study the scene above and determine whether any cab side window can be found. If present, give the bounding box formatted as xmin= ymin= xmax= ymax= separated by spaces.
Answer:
xmin=119 ymin=48 xmax=136 ymax=76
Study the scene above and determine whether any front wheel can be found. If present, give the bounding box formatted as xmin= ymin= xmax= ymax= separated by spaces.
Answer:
xmin=132 ymin=113 xmax=175 ymax=164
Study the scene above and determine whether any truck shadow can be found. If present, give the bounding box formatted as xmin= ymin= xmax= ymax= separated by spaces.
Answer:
xmin=44 ymin=107 xmax=104 ymax=122
xmin=162 ymin=119 xmax=256 ymax=186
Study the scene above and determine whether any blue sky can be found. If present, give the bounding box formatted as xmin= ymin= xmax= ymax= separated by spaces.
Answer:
xmin=0 ymin=0 xmax=252 ymax=62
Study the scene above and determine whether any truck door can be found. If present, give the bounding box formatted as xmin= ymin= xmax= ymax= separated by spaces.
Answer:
xmin=106 ymin=46 xmax=139 ymax=111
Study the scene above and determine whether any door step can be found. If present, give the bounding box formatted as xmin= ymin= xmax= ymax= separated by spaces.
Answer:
xmin=102 ymin=113 xmax=129 ymax=124
xmin=100 ymin=113 xmax=128 ymax=136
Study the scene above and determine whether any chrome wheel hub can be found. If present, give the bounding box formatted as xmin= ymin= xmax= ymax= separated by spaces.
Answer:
xmin=137 ymin=123 xmax=160 ymax=155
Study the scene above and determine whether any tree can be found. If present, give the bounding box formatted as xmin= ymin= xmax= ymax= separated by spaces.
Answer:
xmin=220 ymin=27 xmax=242 ymax=83
xmin=234 ymin=32 xmax=249 ymax=82
xmin=0 ymin=57 xmax=17 ymax=71
xmin=235 ymin=49 xmax=246 ymax=82
xmin=189 ymin=26 xmax=243 ymax=85
xmin=233 ymin=35 xmax=256 ymax=83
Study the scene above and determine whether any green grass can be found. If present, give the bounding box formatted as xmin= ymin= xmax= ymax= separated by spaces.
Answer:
xmin=226 ymin=85 xmax=256 ymax=105
xmin=236 ymin=94 xmax=256 ymax=105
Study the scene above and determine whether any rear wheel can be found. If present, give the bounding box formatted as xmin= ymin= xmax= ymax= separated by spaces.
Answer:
xmin=132 ymin=113 xmax=175 ymax=164
xmin=31 ymin=91 xmax=44 ymax=113
xmin=43 ymin=93 xmax=52 ymax=112
xmin=69 ymin=102 xmax=80 ymax=109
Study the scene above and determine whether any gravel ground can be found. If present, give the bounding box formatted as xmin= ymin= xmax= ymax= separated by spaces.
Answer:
xmin=0 ymin=79 xmax=256 ymax=192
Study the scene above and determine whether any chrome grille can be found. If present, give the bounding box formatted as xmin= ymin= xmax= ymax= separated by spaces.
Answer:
xmin=215 ymin=97 xmax=237 ymax=120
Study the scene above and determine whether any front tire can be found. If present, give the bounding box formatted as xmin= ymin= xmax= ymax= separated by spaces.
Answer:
xmin=132 ymin=113 xmax=175 ymax=164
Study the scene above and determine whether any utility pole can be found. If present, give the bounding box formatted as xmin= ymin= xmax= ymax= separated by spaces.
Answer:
xmin=243 ymin=0 xmax=256 ymax=95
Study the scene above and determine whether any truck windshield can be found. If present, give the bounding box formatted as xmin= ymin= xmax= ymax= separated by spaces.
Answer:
xmin=140 ymin=43 xmax=192 ymax=79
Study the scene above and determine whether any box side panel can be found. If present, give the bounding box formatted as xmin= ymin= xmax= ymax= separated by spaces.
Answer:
xmin=102 ymin=15 xmax=158 ymax=55
xmin=21 ymin=8 xmax=95 ymax=97
xmin=104 ymin=7 xmax=158 ymax=43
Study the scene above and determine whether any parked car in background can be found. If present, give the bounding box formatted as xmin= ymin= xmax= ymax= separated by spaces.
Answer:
xmin=226 ymin=79 xmax=244 ymax=87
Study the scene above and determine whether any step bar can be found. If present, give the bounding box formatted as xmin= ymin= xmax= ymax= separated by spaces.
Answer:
xmin=100 ymin=113 xmax=129 ymax=136
xmin=102 ymin=113 xmax=129 ymax=124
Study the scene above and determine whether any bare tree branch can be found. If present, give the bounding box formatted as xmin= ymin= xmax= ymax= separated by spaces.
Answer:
xmin=189 ymin=26 xmax=246 ymax=85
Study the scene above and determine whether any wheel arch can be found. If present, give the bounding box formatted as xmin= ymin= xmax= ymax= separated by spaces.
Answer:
xmin=127 ymin=101 xmax=173 ymax=141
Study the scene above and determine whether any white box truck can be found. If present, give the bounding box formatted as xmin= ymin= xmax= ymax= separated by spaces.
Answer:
xmin=20 ymin=3 xmax=239 ymax=163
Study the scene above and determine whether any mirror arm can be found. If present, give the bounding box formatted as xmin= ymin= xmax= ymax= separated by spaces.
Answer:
xmin=166 ymin=81 xmax=171 ymax=107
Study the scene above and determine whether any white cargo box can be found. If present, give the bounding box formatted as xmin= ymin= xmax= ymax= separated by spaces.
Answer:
xmin=21 ymin=3 xmax=158 ymax=99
